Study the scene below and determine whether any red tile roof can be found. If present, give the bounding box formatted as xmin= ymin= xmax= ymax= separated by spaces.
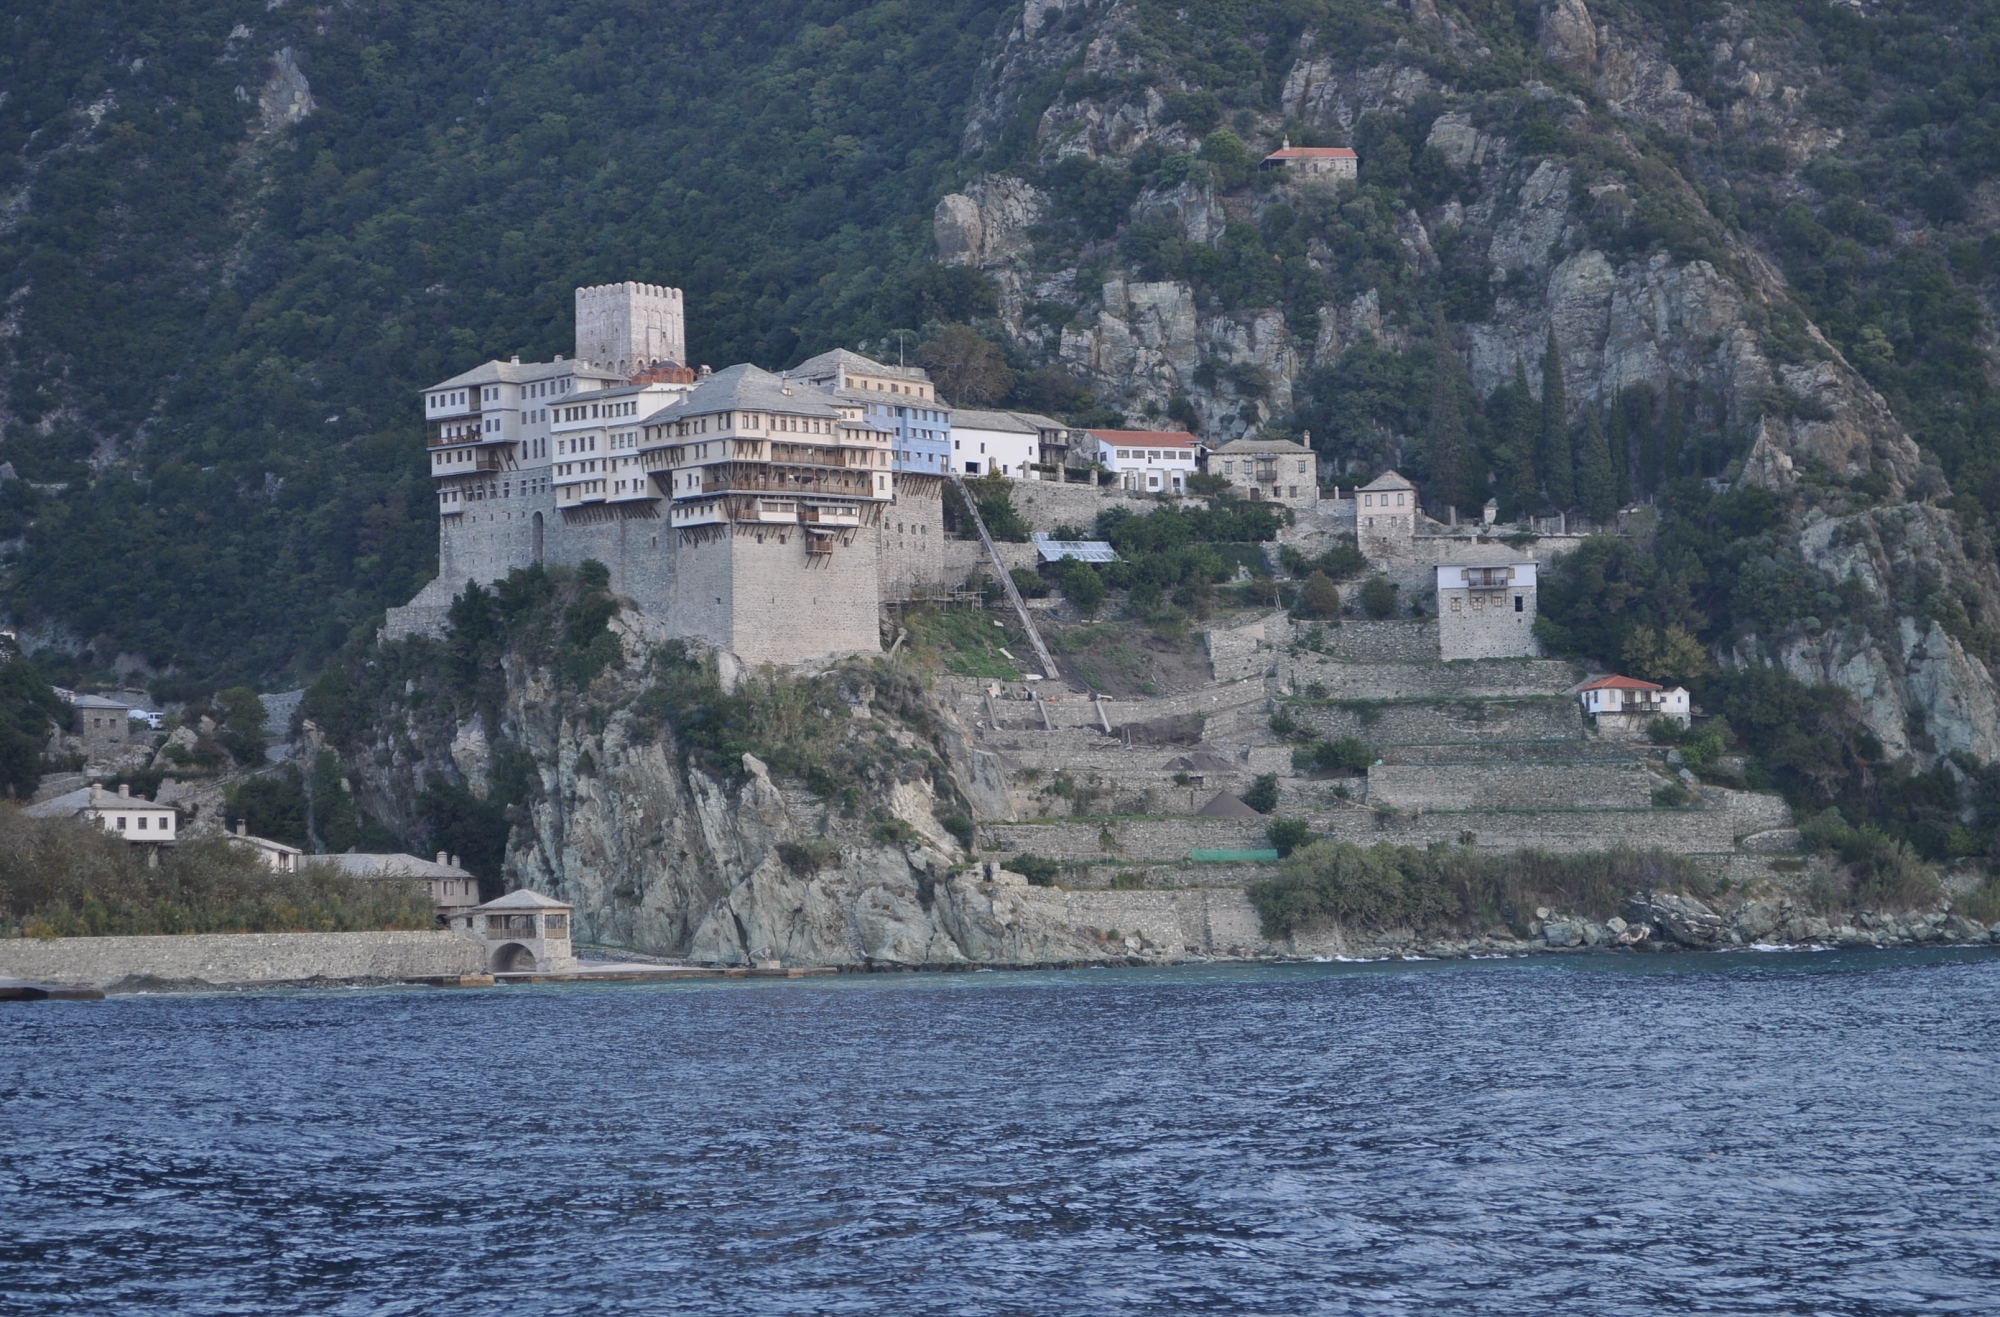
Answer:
xmin=1088 ymin=429 xmax=1197 ymax=448
xmin=1581 ymin=675 xmax=1664 ymax=692
xmin=1264 ymin=146 xmax=1357 ymax=161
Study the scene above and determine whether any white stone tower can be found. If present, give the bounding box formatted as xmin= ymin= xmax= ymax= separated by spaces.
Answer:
xmin=575 ymin=281 xmax=686 ymax=376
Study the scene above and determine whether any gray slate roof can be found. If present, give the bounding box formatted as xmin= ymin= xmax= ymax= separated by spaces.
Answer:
xmin=792 ymin=347 xmax=930 ymax=383
xmin=680 ymin=363 xmax=839 ymax=420
xmin=475 ymin=888 xmax=573 ymax=911
xmin=426 ymin=358 xmax=626 ymax=393
xmin=953 ymin=409 xmax=1045 ymax=434
xmin=326 ymin=852 xmax=472 ymax=880
xmin=1210 ymin=435 xmax=1314 ymax=456
xmin=25 ymin=785 xmax=174 ymax=819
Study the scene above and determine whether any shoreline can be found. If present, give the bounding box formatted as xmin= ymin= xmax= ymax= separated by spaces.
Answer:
xmin=7 ymin=932 xmax=1997 ymax=999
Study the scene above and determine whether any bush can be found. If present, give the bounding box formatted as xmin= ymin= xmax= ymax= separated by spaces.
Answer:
xmin=1054 ymin=559 xmax=1106 ymax=616
xmin=939 ymin=812 xmax=976 ymax=851
xmin=1310 ymin=736 xmax=1374 ymax=774
xmin=1298 ymin=572 xmax=1342 ymax=619
xmin=1646 ymin=717 xmax=1687 ymax=745
xmin=777 ymin=838 xmax=839 ymax=875
xmin=1267 ymin=817 xmax=1312 ymax=858
xmin=1797 ymin=808 xmax=1939 ymax=909
xmin=1241 ymin=773 xmax=1280 ymax=814
xmin=1360 ymin=575 xmax=1398 ymax=619
xmin=1248 ymin=841 xmax=1700 ymax=938
xmin=1008 ymin=854 xmax=1065 ymax=888
xmin=1010 ymin=567 xmax=1049 ymax=598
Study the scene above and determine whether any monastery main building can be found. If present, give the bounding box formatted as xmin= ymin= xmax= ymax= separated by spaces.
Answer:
xmin=387 ymin=281 xmax=956 ymax=663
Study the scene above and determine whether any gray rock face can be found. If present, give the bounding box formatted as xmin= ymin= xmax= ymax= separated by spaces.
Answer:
xmin=1627 ymin=892 xmax=1726 ymax=946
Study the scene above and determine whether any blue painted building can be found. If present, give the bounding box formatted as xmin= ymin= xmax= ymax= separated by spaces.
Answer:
xmin=791 ymin=348 xmax=952 ymax=474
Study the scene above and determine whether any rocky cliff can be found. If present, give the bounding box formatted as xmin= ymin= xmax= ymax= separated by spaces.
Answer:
xmin=931 ymin=0 xmax=2000 ymax=768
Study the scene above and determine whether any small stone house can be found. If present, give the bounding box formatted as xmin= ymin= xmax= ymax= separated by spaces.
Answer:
xmin=1205 ymin=435 xmax=1319 ymax=508
xmin=1260 ymin=142 xmax=1358 ymax=179
xmin=453 ymin=889 xmax=576 ymax=973
xmin=1356 ymin=470 xmax=1419 ymax=547
xmin=71 ymin=694 xmax=134 ymax=747
xmin=1580 ymin=675 xmax=1691 ymax=730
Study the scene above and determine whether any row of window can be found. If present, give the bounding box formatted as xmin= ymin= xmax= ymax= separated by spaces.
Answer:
xmin=1447 ymin=595 xmax=1527 ymax=613
xmin=1114 ymin=449 xmax=1191 ymax=462
xmin=1362 ymin=491 xmax=1407 ymax=507
xmin=1223 ymin=459 xmax=1310 ymax=476
xmin=112 ymin=813 xmax=171 ymax=832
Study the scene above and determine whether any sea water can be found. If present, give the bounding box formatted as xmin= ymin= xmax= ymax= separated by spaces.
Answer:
xmin=4 ymin=950 xmax=1998 ymax=1314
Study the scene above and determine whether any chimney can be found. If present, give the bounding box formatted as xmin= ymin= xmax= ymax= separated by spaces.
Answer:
xmin=511 ymin=355 xmax=521 ymax=364
xmin=238 ymin=820 xmax=248 ymax=837
xmin=451 ymin=854 xmax=461 ymax=869
xmin=699 ymin=364 xmax=712 ymax=377
xmin=119 ymin=782 xmax=130 ymax=798
xmin=437 ymin=851 xmax=448 ymax=865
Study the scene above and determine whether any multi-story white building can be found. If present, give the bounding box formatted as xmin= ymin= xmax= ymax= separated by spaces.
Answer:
xmin=392 ymin=284 xmax=958 ymax=665
xmin=1073 ymin=429 xmax=1198 ymax=493
xmin=947 ymin=409 xmax=1058 ymax=479
xmin=551 ymin=376 xmax=697 ymax=511
xmin=791 ymin=349 xmax=952 ymax=476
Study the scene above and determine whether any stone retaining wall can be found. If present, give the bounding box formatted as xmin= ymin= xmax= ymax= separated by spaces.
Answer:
xmin=0 ymin=930 xmax=486 ymax=989
xmin=1205 ymin=612 xmax=1291 ymax=683
xmin=1286 ymin=657 xmax=1578 ymax=700
xmin=1366 ymin=760 xmax=1660 ymax=811
xmin=1012 ymin=886 xmax=1270 ymax=957
xmin=986 ymin=789 xmax=1789 ymax=859
xmin=1008 ymin=481 xmax=1173 ymax=533
xmin=1303 ymin=619 xmax=1439 ymax=663
xmin=1287 ymin=695 xmax=1586 ymax=746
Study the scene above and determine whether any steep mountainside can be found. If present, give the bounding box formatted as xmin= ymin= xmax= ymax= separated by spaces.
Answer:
xmin=5 ymin=0 xmax=2000 ymax=768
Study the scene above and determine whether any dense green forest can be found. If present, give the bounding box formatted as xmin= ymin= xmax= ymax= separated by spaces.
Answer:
xmin=4 ymin=0 xmax=2000 ymax=699
xmin=0 ymin=0 xmax=1008 ymax=686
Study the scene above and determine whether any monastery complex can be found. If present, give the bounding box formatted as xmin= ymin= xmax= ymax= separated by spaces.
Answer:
xmin=388 ymin=280 xmax=1580 ymax=669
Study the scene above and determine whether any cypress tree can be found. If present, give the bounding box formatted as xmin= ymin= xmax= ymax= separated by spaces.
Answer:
xmin=1507 ymin=359 xmax=1539 ymax=518
xmin=1662 ymin=379 xmax=1686 ymax=482
xmin=1576 ymin=406 xmax=1618 ymax=523
xmin=1538 ymin=328 xmax=1573 ymax=508
xmin=1609 ymin=392 xmax=1633 ymax=507
xmin=1426 ymin=309 xmax=1471 ymax=518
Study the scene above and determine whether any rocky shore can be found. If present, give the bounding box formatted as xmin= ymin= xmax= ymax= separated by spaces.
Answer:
xmin=1290 ymin=892 xmax=2000 ymax=963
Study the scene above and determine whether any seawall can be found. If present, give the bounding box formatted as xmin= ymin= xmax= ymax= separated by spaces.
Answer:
xmin=0 ymin=930 xmax=486 ymax=990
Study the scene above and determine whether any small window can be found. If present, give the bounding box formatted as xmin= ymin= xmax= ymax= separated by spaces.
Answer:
xmin=1515 ymin=595 xmax=1525 ymax=612
xmin=117 ymin=816 xmax=127 ymax=830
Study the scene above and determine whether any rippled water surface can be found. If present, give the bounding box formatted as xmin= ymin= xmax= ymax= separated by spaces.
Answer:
xmin=5 ymin=950 xmax=2000 ymax=1315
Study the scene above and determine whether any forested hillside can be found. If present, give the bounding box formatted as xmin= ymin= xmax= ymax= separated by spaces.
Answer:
xmin=3 ymin=0 xmax=2000 ymax=722
xmin=0 ymin=0 xmax=1007 ymax=686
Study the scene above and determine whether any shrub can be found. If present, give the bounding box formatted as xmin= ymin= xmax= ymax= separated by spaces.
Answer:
xmin=1360 ymin=575 xmax=1398 ymax=619
xmin=1010 ymin=567 xmax=1049 ymax=599
xmin=939 ymin=812 xmax=976 ymax=851
xmin=1267 ymin=817 xmax=1312 ymax=857
xmin=1008 ymin=854 xmax=1064 ymax=888
xmin=1248 ymin=842 xmax=1700 ymax=938
xmin=776 ymin=838 xmax=839 ymax=875
xmin=1053 ymin=559 xmax=1106 ymax=616
xmin=1646 ymin=717 xmax=1687 ymax=745
xmin=0 ymin=812 xmax=434 ymax=937
xmin=1241 ymin=773 xmax=1280 ymax=814
xmin=1298 ymin=572 xmax=1342 ymax=619
xmin=1311 ymin=736 xmax=1374 ymax=774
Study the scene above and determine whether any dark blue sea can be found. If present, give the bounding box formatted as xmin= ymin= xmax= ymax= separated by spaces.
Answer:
xmin=4 ymin=950 xmax=1999 ymax=1315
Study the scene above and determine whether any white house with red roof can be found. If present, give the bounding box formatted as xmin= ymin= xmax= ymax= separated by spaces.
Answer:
xmin=1074 ymin=429 xmax=1198 ymax=494
xmin=1261 ymin=141 xmax=1358 ymax=180
xmin=1580 ymin=675 xmax=1691 ymax=728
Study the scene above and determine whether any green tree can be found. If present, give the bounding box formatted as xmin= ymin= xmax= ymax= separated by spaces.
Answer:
xmin=919 ymin=324 xmax=1014 ymax=406
xmin=1576 ymin=408 xmax=1618 ymax=524
xmin=1054 ymin=559 xmax=1106 ymax=616
xmin=1662 ymin=379 xmax=1687 ymax=483
xmin=1298 ymin=571 xmax=1342 ymax=619
xmin=1539 ymin=330 xmax=1574 ymax=509
xmin=1608 ymin=395 xmax=1633 ymax=507
xmin=1360 ymin=575 xmax=1398 ymax=619
xmin=0 ymin=656 xmax=65 ymax=798
xmin=1425 ymin=310 xmax=1473 ymax=518
xmin=1242 ymin=772 xmax=1280 ymax=814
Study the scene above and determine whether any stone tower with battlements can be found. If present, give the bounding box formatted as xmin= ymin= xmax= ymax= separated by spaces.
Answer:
xmin=575 ymin=282 xmax=686 ymax=376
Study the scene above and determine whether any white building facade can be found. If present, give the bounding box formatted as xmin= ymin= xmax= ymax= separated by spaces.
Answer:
xmin=1075 ymin=429 xmax=1198 ymax=493
xmin=948 ymin=409 xmax=1048 ymax=478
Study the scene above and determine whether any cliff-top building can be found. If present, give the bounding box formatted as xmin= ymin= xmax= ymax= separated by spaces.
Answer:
xmin=390 ymin=282 xmax=947 ymax=666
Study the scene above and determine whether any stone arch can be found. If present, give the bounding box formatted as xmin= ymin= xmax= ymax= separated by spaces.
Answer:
xmin=492 ymin=942 xmax=537 ymax=973
xmin=532 ymin=511 xmax=545 ymax=564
